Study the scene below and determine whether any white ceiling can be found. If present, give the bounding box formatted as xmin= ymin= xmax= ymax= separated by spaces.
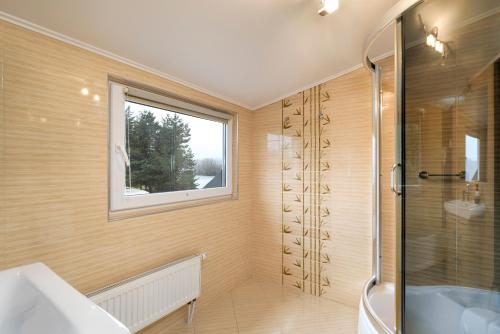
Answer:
xmin=0 ymin=0 xmax=398 ymax=109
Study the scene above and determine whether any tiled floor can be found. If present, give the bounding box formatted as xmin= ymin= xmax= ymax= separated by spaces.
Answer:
xmin=166 ymin=280 xmax=358 ymax=334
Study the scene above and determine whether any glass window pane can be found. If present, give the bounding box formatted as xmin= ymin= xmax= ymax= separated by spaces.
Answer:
xmin=465 ymin=134 xmax=480 ymax=182
xmin=124 ymin=100 xmax=226 ymax=196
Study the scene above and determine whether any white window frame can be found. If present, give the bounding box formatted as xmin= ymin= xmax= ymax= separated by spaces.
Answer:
xmin=109 ymin=81 xmax=233 ymax=212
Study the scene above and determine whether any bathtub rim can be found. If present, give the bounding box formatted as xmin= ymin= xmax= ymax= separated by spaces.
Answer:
xmin=361 ymin=276 xmax=394 ymax=334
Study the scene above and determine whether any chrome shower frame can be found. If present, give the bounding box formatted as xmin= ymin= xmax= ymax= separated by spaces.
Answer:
xmin=372 ymin=64 xmax=382 ymax=286
xmin=361 ymin=1 xmax=422 ymax=333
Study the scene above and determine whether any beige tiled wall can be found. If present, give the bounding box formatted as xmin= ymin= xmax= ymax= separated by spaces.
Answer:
xmin=0 ymin=20 xmax=253 ymax=331
xmin=379 ymin=57 xmax=396 ymax=283
xmin=0 ymin=16 xmax=399 ymax=329
xmin=252 ymin=66 xmax=380 ymax=307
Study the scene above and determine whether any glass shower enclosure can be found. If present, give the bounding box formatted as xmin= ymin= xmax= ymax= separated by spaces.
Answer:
xmin=397 ymin=0 xmax=500 ymax=332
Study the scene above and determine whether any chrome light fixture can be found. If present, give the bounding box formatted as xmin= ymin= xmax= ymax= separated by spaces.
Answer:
xmin=434 ymin=40 xmax=445 ymax=55
xmin=426 ymin=27 xmax=446 ymax=56
xmin=318 ymin=0 xmax=339 ymax=16
xmin=420 ymin=16 xmax=447 ymax=57
xmin=426 ymin=29 xmax=437 ymax=47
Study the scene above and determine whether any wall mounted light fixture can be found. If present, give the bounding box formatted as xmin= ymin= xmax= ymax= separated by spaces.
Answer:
xmin=426 ymin=28 xmax=446 ymax=56
xmin=426 ymin=27 xmax=438 ymax=47
xmin=318 ymin=0 xmax=339 ymax=16
xmin=420 ymin=16 xmax=447 ymax=57
xmin=434 ymin=40 xmax=444 ymax=55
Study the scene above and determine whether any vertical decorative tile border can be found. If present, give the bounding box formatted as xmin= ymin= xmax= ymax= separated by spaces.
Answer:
xmin=281 ymin=84 xmax=333 ymax=297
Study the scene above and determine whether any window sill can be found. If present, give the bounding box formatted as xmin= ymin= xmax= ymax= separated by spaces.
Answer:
xmin=108 ymin=193 xmax=238 ymax=221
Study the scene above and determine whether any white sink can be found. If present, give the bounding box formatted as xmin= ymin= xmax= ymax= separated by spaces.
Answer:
xmin=444 ymin=200 xmax=485 ymax=220
xmin=0 ymin=263 xmax=130 ymax=334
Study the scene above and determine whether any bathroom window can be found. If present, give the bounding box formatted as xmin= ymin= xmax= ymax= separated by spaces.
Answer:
xmin=109 ymin=82 xmax=233 ymax=212
xmin=465 ymin=134 xmax=480 ymax=182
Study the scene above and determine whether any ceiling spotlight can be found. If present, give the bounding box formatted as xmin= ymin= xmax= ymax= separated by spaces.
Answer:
xmin=93 ymin=94 xmax=100 ymax=102
xmin=318 ymin=0 xmax=339 ymax=16
xmin=81 ymin=87 xmax=89 ymax=96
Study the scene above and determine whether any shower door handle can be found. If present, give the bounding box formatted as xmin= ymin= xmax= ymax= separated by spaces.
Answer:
xmin=391 ymin=163 xmax=402 ymax=196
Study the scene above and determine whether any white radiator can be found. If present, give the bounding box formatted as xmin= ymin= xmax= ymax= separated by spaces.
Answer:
xmin=88 ymin=254 xmax=204 ymax=333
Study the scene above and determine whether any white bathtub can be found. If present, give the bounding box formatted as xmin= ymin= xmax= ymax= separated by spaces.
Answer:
xmin=358 ymin=279 xmax=500 ymax=334
xmin=358 ymin=279 xmax=394 ymax=334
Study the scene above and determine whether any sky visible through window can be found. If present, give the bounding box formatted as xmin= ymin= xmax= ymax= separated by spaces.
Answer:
xmin=126 ymin=101 xmax=224 ymax=161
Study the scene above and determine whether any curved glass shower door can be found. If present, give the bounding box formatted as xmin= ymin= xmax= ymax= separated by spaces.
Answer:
xmin=401 ymin=0 xmax=500 ymax=333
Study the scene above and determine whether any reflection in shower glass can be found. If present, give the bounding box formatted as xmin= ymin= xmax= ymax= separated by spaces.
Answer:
xmin=402 ymin=0 xmax=500 ymax=333
xmin=465 ymin=135 xmax=480 ymax=182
